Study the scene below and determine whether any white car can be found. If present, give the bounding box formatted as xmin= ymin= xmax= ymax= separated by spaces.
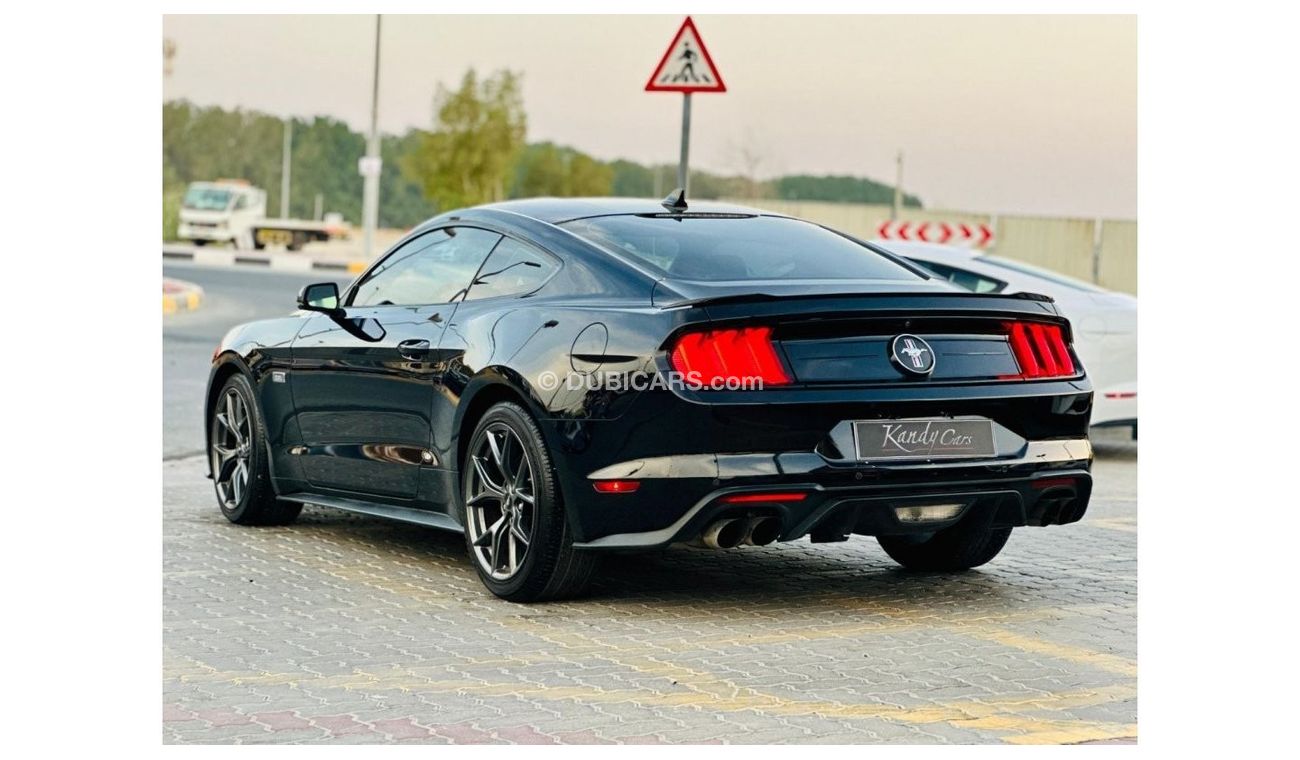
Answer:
xmin=874 ymin=241 xmax=1137 ymax=435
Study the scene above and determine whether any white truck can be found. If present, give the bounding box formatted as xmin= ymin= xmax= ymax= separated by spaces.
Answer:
xmin=176 ymin=180 xmax=347 ymax=251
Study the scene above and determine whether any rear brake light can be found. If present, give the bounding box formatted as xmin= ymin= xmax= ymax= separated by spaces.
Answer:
xmin=668 ymin=326 xmax=791 ymax=387
xmin=1002 ymin=321 xmax=1076 ymax=380
xmin=718 ymin=491 xmax=808 ymax=504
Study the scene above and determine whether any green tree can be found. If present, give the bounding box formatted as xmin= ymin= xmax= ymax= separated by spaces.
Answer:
xmin=511 ymin=142 xmax=613 ymax=197
xmin=380 ymin=130 xmax=436 ymax=228
xmin=567 ymin=152 xmax=613 ymax=196
xmin=608 ymin=159 xmax=656 ymax=197
xmin=163 ymin=97 xmax=924 ymax=234
xmin=163 ymin=185 xmax=183 ymax=241
xmin=405 ymin=69 xmax=527 ymax=211
xmin=284 ymin=115 xmax=365 ymax=223
xmin=163 ymin=100 xmax=435 ymax=229
xmin=162 ymin=101 xmax=282 ymax=203
xmin=775 ymin=174 xmax=923 ymax=207
xmin=512 ymin=143 xmax=567 ymax=197
xmin=685 ymin=170 xmax=747 ymax=199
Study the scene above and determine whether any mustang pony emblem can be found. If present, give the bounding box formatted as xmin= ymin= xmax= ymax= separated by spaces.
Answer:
xmin=890 ymin=334 xmax=936 ymax=376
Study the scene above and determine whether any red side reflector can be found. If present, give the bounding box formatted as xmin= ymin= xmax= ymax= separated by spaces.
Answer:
xmin=592 ymin=480 xmax=640 ymax=494
xmin=718 ymin=492 xmax=808 ymax=504
xmin=669 ymin=326 xmax=791 ymax=387
xmin=1032 ymin=477 xmax=1078 ymax=491
xmin=1003 ymin=321 xmax=1076 ymax=380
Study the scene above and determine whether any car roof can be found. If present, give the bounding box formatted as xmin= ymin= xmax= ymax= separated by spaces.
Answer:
xmin=478 ymin=197 xmax=772 ymax=224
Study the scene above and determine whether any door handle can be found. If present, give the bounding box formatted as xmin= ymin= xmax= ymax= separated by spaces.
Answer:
xmin=397 ymin=339 xmax=431 ymax=361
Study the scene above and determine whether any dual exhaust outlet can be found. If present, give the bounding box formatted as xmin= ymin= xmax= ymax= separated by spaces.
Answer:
xmin=698 ymin=516 xmax=782 ymax=549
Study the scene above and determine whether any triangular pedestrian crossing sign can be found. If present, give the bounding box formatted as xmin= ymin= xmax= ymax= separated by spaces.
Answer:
xmin=645 ymin=17 xmax=727 ymax=93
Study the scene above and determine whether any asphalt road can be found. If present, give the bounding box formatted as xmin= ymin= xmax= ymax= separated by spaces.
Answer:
xmin=162 ymin=263 xmax=348 ymax=459
xmin=162 ymin=265 xmax=1137 ymax=744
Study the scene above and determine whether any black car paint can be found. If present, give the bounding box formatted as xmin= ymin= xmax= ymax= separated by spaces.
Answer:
xmin=206 ymin=199 xmax=1093 ymax=548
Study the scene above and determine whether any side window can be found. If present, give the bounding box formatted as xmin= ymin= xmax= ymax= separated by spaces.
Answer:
xmin=350 ymin=227 xmax=502 ymax=307
xmin=911 ymin=260 xmax=1007 ymax=294
xmin=465 ymin=238 xmax=558 ymax=300
xmin=233 ymin=194 xmax=248 ymax=210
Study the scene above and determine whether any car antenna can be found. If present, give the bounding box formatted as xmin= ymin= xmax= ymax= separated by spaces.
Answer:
xmin=661 ymin=188 xmax=688 ymax=213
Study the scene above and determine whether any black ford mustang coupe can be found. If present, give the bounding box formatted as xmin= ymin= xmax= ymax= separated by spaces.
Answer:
xmin=206 ymin=194 xmax=1093 ymax=602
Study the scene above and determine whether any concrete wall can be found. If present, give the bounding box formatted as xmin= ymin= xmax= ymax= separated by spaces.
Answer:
xmin=997 ymin=215 xmax=1098 ymax=284
xmin=718 ymin=198 xmax=1138 ymax=295
xmin=1097 ymin=219 xmax=1138 ymax=294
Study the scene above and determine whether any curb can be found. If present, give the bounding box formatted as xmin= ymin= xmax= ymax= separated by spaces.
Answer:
xmin=163 ymin=278 xmax=204 ymax=315
xmin=164 ymin=245 xmax=368 ymax=275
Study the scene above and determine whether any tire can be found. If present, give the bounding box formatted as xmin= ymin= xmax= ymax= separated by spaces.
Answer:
xmin=460 ymin=402 xmax=599 ymax=602
xmin=877 ymin=509 xmax=1011 ymax=571
xmin=191 ymin=239 xmax=208 ymax=247
xmin=209 ymin=373 xmax=301 ymax=526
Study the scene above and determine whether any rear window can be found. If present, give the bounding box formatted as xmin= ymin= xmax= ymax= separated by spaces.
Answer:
xmin=560 ymin=215 xmax=924 ymax=282
xmin=979 ymin=255 xmax=1106 ymax=293
xmin=909 ymin=260 xmax=1007 ymax=294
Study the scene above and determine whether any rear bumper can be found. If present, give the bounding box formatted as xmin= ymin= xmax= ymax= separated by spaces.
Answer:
xmin=572 ymin=438 xmax=1093 ymax=549
xmin=539 ymin=378 xmax=1093 ymax=545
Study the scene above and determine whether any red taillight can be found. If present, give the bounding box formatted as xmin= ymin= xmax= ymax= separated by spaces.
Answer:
xmin=718 ymin=492 xmax=808 ymax=504
xmin=592 ymin=480 xmax=640 ymax=494
xmin=1003 ymin=321 xmax=1076 ymax=380
xmin=668 ymin=326 xmax=791 ymax=387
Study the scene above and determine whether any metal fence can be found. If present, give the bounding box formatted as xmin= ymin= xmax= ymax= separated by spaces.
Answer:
xmin=718 ymin=199 xmax=1138 ymax=295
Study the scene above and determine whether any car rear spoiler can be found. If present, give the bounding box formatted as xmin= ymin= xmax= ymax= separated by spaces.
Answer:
xmin=651 ymin=277 xmax=1057 ymax=310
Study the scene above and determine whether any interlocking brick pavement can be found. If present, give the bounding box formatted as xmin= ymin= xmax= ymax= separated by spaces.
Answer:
xmin=163 ymin=432 xmax=1137 ymax=744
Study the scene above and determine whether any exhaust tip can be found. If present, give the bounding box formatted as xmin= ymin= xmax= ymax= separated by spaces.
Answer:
xmin=701 ymin=518 xmax=747 ymax=549
xmin=894 ymin=503 xmax=966 ymax=524
xmin=742 ymin=517 xmax=782 ymax=546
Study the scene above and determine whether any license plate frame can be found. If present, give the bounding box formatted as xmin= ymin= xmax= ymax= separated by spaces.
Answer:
xmin=852 ymin=418 xmax=997 ymax=462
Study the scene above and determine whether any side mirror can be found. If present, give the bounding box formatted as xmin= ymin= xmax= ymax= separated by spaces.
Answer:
xmin=297 ymin=282 xmax=341 ymax=314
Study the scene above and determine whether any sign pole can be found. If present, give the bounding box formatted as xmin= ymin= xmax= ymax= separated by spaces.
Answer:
xmin=645 ymin=16 xmax=725 ymax=197
xmin=678 ymin=93 xmax=692 ymax=194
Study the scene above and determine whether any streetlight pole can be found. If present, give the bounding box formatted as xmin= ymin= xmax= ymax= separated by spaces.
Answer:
xmin=163 ymin=38 xmax=176 ymax=78
xmin=280 ymin=119 xmax=293 ymax=219
xmin=892 ymin=150 xmax=904 ymax=221
xmin=361 ymin=15 xmax=382 ymax=259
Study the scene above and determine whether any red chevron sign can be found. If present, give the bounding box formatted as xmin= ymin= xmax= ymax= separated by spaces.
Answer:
xmin=877 ymin=220 xmax=995 ymax=248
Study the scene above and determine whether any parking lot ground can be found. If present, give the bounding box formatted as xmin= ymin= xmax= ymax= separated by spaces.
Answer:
xmin=163 ymin=431 xmax=1136 ymax=745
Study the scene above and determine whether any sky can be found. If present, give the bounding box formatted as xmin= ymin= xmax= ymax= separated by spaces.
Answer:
xmin=161 ymin=14 xmax=1136 ymax=219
